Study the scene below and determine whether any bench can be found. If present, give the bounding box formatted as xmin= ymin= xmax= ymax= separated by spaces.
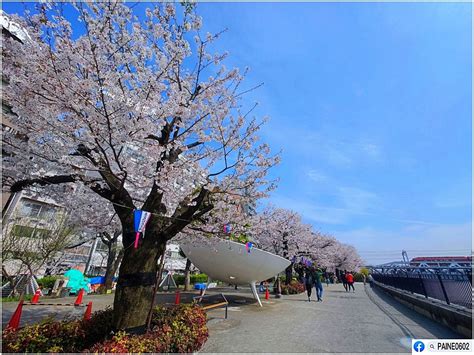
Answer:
xmin=193 ymin=293 xmax=229 ymax=319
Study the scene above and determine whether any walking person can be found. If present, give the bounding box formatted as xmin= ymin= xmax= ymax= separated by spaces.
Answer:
xmin=346 ymin=271 xmax=355 ymax=292
xmin=304 ymin=268 xmax=314 ymax=302
xmin=324 ymin=270 xmax=330 ymax=286
xmin=314 ymin=268 xmax=324 ymax=302
xmin=341 ymin=270 xmax=348 ymax=291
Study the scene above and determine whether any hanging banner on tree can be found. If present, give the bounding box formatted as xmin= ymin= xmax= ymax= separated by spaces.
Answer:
xmin=245 ymin=241 xmax=253 ymax=253
xmin=223 ymin=224 xmax=232 ymax=234
xmin=134 ymin=209 xmax=152 ymax=249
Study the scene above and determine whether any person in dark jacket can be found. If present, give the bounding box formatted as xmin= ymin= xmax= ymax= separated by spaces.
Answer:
xmin=341 ymin=269 xmax=348 ymax=291
xmin=304 ymin=268 xmax=314 ymax=302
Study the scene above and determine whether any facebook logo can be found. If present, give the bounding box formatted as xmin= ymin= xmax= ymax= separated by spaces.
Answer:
xmin=413 ymin=341 xmax=425 ymax=352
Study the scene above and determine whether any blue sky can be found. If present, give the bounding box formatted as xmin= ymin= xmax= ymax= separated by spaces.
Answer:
xmin=3 ymin=2 xmax=471 ymax=264
xmin=197 ymin=1 xmax=472 ymax=264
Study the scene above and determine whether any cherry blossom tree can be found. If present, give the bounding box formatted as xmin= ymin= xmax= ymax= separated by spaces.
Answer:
xmin=332 ymin=243 xmax=363 ymax=272
xmin=253 ymin=207 xmax=363 ymax=278
xmin=252 ymin=207 xmax=314 ymax=284
xmin=296 ymin=232 xmax=337 ymax=269
xmin=2 ymin=1 xmax=278 ymax=329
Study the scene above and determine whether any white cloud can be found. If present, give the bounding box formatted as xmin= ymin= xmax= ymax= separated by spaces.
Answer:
xmin=263 ymin=125 xmax=383 ymax=168
xmin=337 ymin=186 xmax=379 ymax=212
xmin=271 ymin=188 xmax=379 ymax=226
xmin=271 ymin=194 xmax=349 ymax=225
xmin=306 ymin=169 xmax=327 ymax=183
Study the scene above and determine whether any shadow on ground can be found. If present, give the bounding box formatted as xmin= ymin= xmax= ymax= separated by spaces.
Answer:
xmin=153 ymin=288 xmax=258 ymax=307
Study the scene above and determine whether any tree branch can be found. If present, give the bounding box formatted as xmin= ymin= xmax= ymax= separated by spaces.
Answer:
xmin=10 ymin=174 xmax=78 ymax=193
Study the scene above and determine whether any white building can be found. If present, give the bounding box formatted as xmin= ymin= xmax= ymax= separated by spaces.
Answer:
xmin=164 ymin=243 xmax=187 ymax=274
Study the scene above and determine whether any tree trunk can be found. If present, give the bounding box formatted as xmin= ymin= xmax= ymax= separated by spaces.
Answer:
xmin=112 ymin=228 xmax=166 ymax=331
xmin=183 ymin=258 xmax=192 ymax=291
xmin=2 ymin=265 xmax=16 ymax=296
xmin=285 ymin=263 xmax=293 ymax=285
xmin=103 ymin=248 xmax=124 ymax=292
xmin=101 ymin=246 xmax=116 ymax=292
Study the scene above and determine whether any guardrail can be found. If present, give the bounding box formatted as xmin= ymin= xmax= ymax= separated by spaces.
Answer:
xmin=370 ymin=266 xmax=472 ymax=309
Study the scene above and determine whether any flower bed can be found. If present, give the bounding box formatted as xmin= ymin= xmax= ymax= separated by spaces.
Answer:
xmin=2 ymin=304 xmax=208 ymax=353
xmin=279 ymin=280 xmax=305 ymax=295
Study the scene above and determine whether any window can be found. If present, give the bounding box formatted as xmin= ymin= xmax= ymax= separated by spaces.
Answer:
xmin=19 ymin=200 xmax=57 ymax=220
xmin=20 ymin=201 xmax=42 ymax=218
xmin=96 ymin=240 xmax=109 ymax=252
xmin=12 ymin=224 xmax=35 ymax=238
xmin=11 ymin=224 xmax=51 ymax=239
xmin=39 ymin=206 xmax=55 ymax=220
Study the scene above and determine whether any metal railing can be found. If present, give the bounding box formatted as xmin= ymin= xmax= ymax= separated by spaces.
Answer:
xmin=370 ymin=266 xmax=472 ymax=309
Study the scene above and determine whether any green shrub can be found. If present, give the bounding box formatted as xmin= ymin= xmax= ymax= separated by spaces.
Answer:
xmin=353 ymin=273 xmax=366 ymax=282
xmin=1 ymin=294 xmax=33 ymax=302
xmin=191 ymin=273 xmax=208 ymax=284
xmin=2 ymin=305 xmax=208 ymax=353
xmin=173 ymin=274 xmax=185 ymax=286
xmin=37 ymin=275 xmax=60 ymax=289
xmin=2 ymin=318 xmax=86 ymax=353
xmin=173 ymin=273 xmax=208 ymax=286
xmin=90 ymin=304 xmax=208 ymax=353
xmin=81 ymin=307 xmax=115 ymax=349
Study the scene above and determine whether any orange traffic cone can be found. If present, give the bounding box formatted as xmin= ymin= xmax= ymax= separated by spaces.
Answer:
xmin=175 ymin=290 xmax=181 ymax=305
xmin=7 ymin=300 xmax=24 ymax=330
xmin=31 ymin=289 xmax=41 ymax=304
xmin=265 ymin=287 xmax=270 ymax=300
xmin=74 ymin=289 xmax=84 ymax=306
xmin=83 ymin=302 xmax=93 ymax=320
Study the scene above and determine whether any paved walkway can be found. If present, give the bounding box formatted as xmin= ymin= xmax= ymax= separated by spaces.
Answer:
xmin=2 ymin=283 xmax=462 ymax=352
xmin=202 ymin=283 xmax=462 ymax=353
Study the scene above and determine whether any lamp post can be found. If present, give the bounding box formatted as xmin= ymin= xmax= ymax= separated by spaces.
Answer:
xmin=275 ymin=273 xmax=282 ymax=298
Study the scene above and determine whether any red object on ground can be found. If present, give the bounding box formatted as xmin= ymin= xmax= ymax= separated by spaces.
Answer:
xmin=175 ymin=290 xmax=181 ymax=305
xmin=31 ymin=289 xmax=41 ymax=304
xmin=265 ymin=287 xmax=270 ymax=300
xmin=74 ymin=289 xmax=84 ymax=306
xmin=7 ymin=300 xmax=24 ymax=330
xmin=83 ymin=302 xmax=92 ymax=320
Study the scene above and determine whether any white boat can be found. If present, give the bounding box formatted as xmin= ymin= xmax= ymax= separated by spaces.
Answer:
xmin=180 ymin=238 xmax=290 ymax=306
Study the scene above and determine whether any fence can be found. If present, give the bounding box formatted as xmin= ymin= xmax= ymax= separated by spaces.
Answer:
xmin=371 ymin=267 xmax=472 ymax=309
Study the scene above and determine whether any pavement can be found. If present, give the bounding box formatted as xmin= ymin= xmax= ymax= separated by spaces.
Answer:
xmin=2 ymin=283 xmax=462 ymax=353
xmin=202 ymin=283 xmax=462 ymax=353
